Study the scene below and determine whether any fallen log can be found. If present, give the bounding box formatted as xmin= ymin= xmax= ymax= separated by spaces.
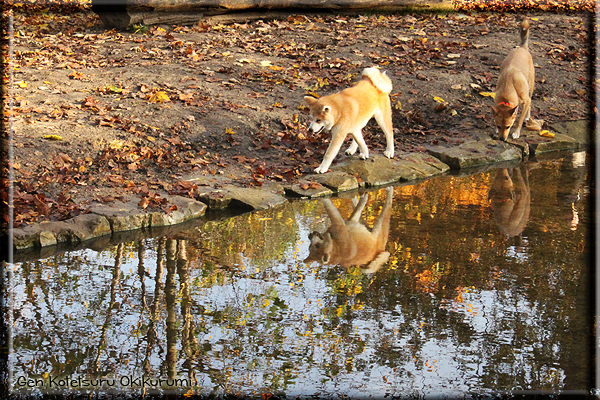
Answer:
xmin=91 ymin=0 xmax=454 ymax=29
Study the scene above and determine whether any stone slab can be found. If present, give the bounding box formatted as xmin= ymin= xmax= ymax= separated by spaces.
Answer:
xmin=312 ymin=171 xmax=360 ymax=193
xmin=88 ymin=195 xmax=207 ymax=233
xmin=285 ymin=181 xmax=334 ymax=198
xmin=427 ymin=138 xmax=523 ymax=169
xmin=549 ymin=119 xmax=592 ymax=147
xmin=88 ymin=198 xmax=152 ymax=233
xmin=199 ymin=187 xmax=287 ymax=211
xmin=505 ymin=137 xmax=530 ymax=160
xmin=149 ymin=195 xmax=208 ymax=227
xmin=520 ymin=132 xmax=580 ymax=156
xmin=12 ymin=214 xmax=112 ymax=250
xmin=331 ymin=155 xmax=407 ymax=187
xmin=396 ymin=152 xmax=451 ymax=181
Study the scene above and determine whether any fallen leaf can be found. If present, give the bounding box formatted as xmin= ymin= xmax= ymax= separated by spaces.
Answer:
xmin=106 ymin=84 xmax=123 ymax=93
xmin=43 ymin=134 xmax=63 ymax=141
xmin=479 ymin=92 xmax=496 ymax=98
xmin=138 ymin=197 xmax=150 ymax=209
xmin=539 ymin=130 xmax=555 ymax=138
xmin=148 ymin=91 xmax=170 ymax=103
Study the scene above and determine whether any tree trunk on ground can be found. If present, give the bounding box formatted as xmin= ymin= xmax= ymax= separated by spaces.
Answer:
xmin=91 ymin=0 xmax=454 ymax=29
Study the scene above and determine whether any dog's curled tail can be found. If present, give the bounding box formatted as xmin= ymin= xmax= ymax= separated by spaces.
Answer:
xmin=362 ymin=67 xmax=393 ymax=94
xmin=519 ymin=19 xmax=530 ymax=50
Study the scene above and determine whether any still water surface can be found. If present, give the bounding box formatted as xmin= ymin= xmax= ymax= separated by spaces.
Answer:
xmin=10 ymin=152 xmax=592 ymax=398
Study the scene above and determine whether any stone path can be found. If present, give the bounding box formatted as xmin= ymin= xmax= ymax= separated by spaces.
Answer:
xmin=10 ymin=119 xmax=591 ymax=255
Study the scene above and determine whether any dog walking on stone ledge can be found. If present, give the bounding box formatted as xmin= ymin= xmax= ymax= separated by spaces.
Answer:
xmin=304 ymin=67 xmax=395 ymax=174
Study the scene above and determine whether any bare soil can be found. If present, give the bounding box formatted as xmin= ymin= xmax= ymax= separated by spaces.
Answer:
xmin=9 ymin=8 xmax=592 ymax=228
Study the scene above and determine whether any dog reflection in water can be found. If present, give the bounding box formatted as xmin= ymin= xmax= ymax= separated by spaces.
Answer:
xmin=488 ymin=167 xmax=530 ymax=240
xmin=304 ymin=187 xmax=393 ymax=273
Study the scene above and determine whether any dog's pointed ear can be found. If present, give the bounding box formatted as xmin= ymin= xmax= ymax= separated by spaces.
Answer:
xmin=509 ymin=106 xmax=518 ymax=116
xmin=323 ymin=105 xmax=331 ymax=114
xmin=491 ymin=105 xmax=497 ymax=115
xmin=304 ymin=96 xmax=317 ymax=106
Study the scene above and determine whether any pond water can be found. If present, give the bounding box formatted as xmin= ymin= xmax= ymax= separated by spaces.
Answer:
xmin=8 ymin=152 xmax=593 ymax=398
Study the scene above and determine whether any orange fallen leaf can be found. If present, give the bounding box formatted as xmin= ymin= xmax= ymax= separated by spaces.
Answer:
xmin=147 ymin=91 xmax=170 ymax=103
xmin=138 ymin=197 xmax=150 ymax=209
xmin=539 ymin=130 xmax=555 ymax=138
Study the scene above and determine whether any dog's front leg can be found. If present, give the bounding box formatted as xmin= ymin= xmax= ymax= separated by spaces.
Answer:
xmin=512 ymin=98 xmax=530 ymax=139
xmin=345 ymin=139 xmax=358 ymax=156
xmin=315 ymin=131 xmax=347 ymax=174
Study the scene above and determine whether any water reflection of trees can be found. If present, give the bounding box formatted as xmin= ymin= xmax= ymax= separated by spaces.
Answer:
xmin=11 ymin=159 xmax=592 ymax=395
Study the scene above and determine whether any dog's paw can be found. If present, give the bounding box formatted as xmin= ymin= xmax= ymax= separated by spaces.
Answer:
xmin=345 ymin=148 xmax=356 ymax=156
xmin=511 ymin=130 xmax=521 ymax=139
xmin=359 ymin=153 xmax=369 ymax=160
xmin=314 ymin=166 xmax=327 ymax=174
xmin=384 ymin=150 xmax=394 ymax=159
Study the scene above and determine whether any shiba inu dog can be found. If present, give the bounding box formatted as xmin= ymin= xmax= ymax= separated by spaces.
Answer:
xmin=304 ymin=67 xmax=394 ymax=174
xmin=304 ymin=187 xmax=393 ymax=273
xmin=488 ymin=167 xmax=530 ymax=238
xmin=491 ymin=19 xmax=535 ymax=140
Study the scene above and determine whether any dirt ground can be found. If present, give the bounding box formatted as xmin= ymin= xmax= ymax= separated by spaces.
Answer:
xmin=8 ymin=8 xmax=593 ymax=228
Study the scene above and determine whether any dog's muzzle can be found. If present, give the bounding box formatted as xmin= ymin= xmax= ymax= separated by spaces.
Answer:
xmin=308 ymin=123 xmax=324 ymax=134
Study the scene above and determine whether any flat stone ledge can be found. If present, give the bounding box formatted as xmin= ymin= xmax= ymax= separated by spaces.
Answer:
xmin=88 ymin=195 xmax=207 ymax=233
xmin=199 ymin=187 xmax=287 ymax=211
xmin=330 ymin=153 xmax=449 ymax=188
xmin=505 ymin=137 xmax=531 ymax=160
xmin=427 ymin=137 xmax=523 ymax=169
xmin=397 ymin=152 xmax=451 ymax=181
xmin=549 ymin=120 xmax=592 ymax=147
xmin=13 ymin=195 xmax=207 ymax=250
xmin=13 ymin=214 xmax=112 ymax=250
xmin=150 ymin=195 xmax=209 ymax=228
xmin=521 ymin=132 xmax=581 ymax=156
xmin=284 ymin=181 xmax=334 ymax=198
xmin=313 ymin=171 xmax=360 ymax=193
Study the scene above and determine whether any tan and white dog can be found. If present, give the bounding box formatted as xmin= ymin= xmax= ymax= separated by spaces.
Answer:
xmin=304 ymin=187 xmax=393 ymax=273
xmin=492 ymin=19 xmax=535 ymax=140
xmin=304 ymin=67 xmax=394 ymax=174
xmin=488 ymin=167 xmax=530 ymax=239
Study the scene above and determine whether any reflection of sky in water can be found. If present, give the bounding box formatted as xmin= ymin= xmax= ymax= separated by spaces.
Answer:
xmin=10 ymin=156 xmax=591 ymax=397
xmin=505 ymin=238 xmax=529 ymax=262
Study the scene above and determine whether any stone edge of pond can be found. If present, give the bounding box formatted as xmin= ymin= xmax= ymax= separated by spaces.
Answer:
xmin=8 ymin=119 xmax=590 ymax=253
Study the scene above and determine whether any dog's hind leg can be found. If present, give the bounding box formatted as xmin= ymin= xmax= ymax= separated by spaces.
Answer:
xmin=349 ymin=193 xmax=369 ymax=222
xmin=374 ymin=103 xmax=394 ymax=158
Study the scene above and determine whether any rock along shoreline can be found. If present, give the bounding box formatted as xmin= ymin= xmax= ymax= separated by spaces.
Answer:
xmin=7 ymin=119 xmax=591 ymax=260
